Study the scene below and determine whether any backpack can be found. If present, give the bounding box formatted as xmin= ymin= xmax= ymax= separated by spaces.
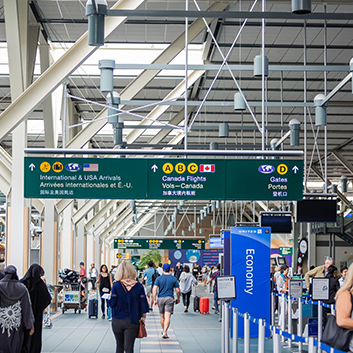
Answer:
xmin=152 ymin=269 xmax=160 ymax=286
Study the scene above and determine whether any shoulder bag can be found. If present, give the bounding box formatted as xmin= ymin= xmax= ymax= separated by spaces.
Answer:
xmin=121 ymin=282 xmax=148 ymax=339
xmin=321 ymin=294 xmax=353 ymax=351
xmin=137 ymin=320 xmax=147 ymax=338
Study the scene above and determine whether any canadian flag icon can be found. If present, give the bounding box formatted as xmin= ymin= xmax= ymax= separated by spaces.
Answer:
xmin=200 ymin=164 xmax=215 ymax=173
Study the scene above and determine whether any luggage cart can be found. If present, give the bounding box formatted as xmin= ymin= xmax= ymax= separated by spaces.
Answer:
xmin=62 ymin=283 xmax=82 ymax=314
xmin=58 ymin=268 xmax=86 ymax=314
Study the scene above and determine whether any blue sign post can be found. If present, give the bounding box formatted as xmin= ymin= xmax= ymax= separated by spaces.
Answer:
xmin=230 ymin=227 xmax=271 ymax=338
xmin=222 ymin=230 xmax=231 ymax=276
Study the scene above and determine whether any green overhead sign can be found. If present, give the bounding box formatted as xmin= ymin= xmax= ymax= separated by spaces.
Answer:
xmin=114 ymin=237 xmax=205 ymax=250
xmin=24 ymin=157 xmax=303 ymax=200
xmin=279 ymin=247 xmax=293 ymax=255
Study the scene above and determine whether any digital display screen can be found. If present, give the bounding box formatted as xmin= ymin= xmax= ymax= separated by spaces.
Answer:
xmin=209 ymin=236 xmax=223 ymax=248
xmin=260 ymin=215 xmax=292 ymax=233
xmin=296 ymin=200 xmax=337 ymax=223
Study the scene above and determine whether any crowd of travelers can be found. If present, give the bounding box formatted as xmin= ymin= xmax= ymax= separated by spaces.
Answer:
xmin=272 ymin=256 xmax=351 ymax=330
xmin=0 ymin=260 xmax=220 ymax=353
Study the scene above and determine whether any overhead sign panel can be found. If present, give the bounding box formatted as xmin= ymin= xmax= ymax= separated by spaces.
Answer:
xmin=24 ymin=157 xmax=303 ymax=200
xmin=113 ymin=237 xmax=205 ymax=250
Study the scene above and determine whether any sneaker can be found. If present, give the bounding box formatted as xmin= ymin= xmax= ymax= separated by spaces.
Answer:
xmin=108 ymin=318 xmax=112 ymax=321
xmin=215 ymin=310 xmax=219 ymax=314
xmin=102 ymin=314 xmax=105 ymax=319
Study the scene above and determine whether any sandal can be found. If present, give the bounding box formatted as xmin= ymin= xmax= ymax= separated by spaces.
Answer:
xmin=162 ymin=335 xmax=169 ymax=339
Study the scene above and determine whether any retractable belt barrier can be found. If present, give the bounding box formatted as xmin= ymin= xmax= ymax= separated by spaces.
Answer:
xmin=273 ymin=292 xmax=336 ymax=309
xmin=221 ymin=301 xmax=345 ymax=353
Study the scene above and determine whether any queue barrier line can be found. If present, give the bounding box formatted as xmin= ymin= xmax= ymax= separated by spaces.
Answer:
xmin=230 ymin=306 xmax=346 ymax=353
xmin=273 ymin=292 xmax=335 ymax=309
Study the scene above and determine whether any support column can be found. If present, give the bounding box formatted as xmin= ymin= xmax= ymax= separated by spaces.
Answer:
xmin=4 ymin=0 xmax=38 ymax=276
xmin=61 ymin=205 xmax=73 ymax=269
xmin=86 ymin=208 xmax=94 ymax=268
xmin=76 ymin=200 xmax=85 ymax=270
xmin=42 ymin=200 xmax=58 ymax=285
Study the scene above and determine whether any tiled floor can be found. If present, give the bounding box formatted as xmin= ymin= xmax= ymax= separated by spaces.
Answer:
xmin=42 ymin=285 xmax=303 ymax=352
xmin=42 ymin=285 xmax=222 ymax=353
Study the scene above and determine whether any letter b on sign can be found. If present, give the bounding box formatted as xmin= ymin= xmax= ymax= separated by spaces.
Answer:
xmin=175 ymin=163 xmax=186 ymax=174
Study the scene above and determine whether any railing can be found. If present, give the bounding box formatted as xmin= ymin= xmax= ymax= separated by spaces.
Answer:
xmin=221 ymin=293 xmax=344 ymax=353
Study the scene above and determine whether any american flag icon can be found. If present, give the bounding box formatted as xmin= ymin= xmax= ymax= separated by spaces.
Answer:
xmin=83 ymin=163 xmax=98 ymax=172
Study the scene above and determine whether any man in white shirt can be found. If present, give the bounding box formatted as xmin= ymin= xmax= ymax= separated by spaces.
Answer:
xmin=89 ymin=263 xmax=98 ymax=289
xmin=339 ymin=266 xmax=348 ymax=287
xmin=156 ymin=263 xmax=163 ymax=276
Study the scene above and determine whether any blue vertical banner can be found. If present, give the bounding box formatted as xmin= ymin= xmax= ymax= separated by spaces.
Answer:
xmin=231 ymin=226 xmax=271 ymax=338
xmin=222 ymin=230 xmax=231 ymax=275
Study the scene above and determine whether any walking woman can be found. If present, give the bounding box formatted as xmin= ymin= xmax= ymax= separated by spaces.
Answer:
xmin=0 ymin=265 xmax=35 ymax=353
xmin=180 ymin=265 xmax=197 ymax=312
xmin=336 ymin=263 xmax=353 ymax=351
xmin=109 ymin=261 xmax=149 ymax=353
xmin=21 ymin=264 xmax=52 ymax=353
xmin=97 ymin=264 xmax=113 ymax=319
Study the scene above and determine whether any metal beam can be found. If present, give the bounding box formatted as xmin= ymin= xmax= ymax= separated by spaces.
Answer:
xmin=94 ymin=201 xmax=129 ymax=236
xmin=332 ymin=151 xmax=353 ymax=176
xmin=115 ymin=100 xmax=317 ymax=108
xmin=107 ymin=10 xmax=353 ymax=21
xmin=85 ymin=200 xmax=116 ymax=230
xmin=99 ymin=207 xmax=132 ymax=240
xmin=66 ymin=2 xmax=229 ymax=149
xmin=25 ymin=147 xmax=304 ymax=157
xmin=126 ymin=70 xmax=205 ymax=143
xmin=107 ymin=64 xmax=348 ymax=72
xmin=56 ymin=199 xmax=73 ymax=214
xmin=0 ymin=0 xmax=146 ymax=141
xmin=71 ymin=199 xmax=100 ymax=225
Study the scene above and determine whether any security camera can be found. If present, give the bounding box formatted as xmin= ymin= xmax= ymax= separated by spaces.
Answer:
xmin=34 ymin=226 xmax=43 ymax=235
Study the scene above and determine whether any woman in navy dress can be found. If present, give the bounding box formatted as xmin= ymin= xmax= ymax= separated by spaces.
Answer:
xmin=109 ymin=261 xmax=149 ymax=353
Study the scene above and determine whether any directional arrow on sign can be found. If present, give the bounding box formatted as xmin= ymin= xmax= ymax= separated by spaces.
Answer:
xmin=292 ymin=166 xmax=299 ymax=174
xmin=29 ymin=163 xmax=35 ymax=171
xmin=151 ymin=164 xmax=158 ymax=172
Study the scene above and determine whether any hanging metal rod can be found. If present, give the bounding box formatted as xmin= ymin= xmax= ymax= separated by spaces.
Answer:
xmin=122 ymin=125 xmax=289 ymax=131
xmin=119 ymin=100 xmax=315 ymax=107
xmin=107 ymin=10 xmax=353 ymax=21
xmin=110 ymin=64 xmax=348 ymax=72
xmin=25 ymin=148 xmax=303 ymax=157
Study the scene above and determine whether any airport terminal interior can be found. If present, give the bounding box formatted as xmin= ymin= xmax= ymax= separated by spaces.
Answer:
xmin=1 ymin=0 xmax=353 ymax=352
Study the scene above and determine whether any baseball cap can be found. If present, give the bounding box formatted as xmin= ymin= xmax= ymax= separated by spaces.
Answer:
xmin=79 ymin=262 xmax=84 ymax=266
xmin=163 ymin=263 xmax=170 ymax=271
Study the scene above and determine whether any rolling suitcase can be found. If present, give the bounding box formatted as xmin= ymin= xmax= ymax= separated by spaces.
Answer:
xmin=88 ymin=291 xmax=98 ymax=318
xmin=193 ymin=296 xmax=200 ymax=312
xmin=200 ymin=297 xmax=209 ymax=314
xmin=88 ymin=299 xmax=98 ymax=318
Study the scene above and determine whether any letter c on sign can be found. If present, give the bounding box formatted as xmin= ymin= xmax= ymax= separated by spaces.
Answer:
xmin=187 ymin=163 xmax=198 ymax=174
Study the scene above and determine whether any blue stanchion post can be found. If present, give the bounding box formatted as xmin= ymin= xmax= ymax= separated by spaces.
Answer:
xmin=318 ymin=300 xmax=323 ymax=352
xmin=225 ymin=303 xmax=230 ymax=353
xmin=258 ymin=319 xmax=265 ymax=353
xmin=232 ymin=308 xmax=238 ymax=353
xmin=308 ymin=337 xmax=317 ymax=353
xmin=273 ymin=327 xmax=281 ymax=353
xmin=244 ymin=313 xmax=250 ymax=353
xmin=298 ymin=298 xmax=303 ymax=352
